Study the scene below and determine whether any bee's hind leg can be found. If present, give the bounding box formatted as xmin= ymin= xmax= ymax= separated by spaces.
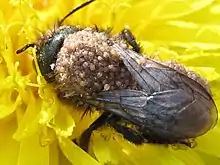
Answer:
xmin=77 ymin=111 xmax=112 ymax=151
xmin=121 ymin=28 xmax=142 ymax=53
xmin=109 ymin=118 xmax=146 ymax=145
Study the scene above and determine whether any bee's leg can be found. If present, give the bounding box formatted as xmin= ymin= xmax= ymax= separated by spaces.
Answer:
xmin=79 ymin=111 xmax=112 ymax=151
xmin=179 ymin=139 xmax=197 ymax=148
xmin=109 ymin=119 xmax=145 ymax=144
xmin=121 ymin=28 xmax=142 ymax=53
xmin=80 ymin=104 xmax=93 ymax=120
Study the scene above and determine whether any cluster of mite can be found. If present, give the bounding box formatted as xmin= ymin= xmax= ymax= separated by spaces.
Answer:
xmin=54 ymin=26 xmax=139 ymax=99
xmin=160 ymin=60 xmax=210 ymax=93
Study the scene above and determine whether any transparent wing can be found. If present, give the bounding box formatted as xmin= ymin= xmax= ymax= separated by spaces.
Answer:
xmin=88 ymin=89 xmax=191 ymax=123
xmin=87 ymin=88 xmax=216 ymax=140
xmin=112 ymin=44 xmax=218 ymax=131
xmin=113 ymin=44 xmax=213 ymax=97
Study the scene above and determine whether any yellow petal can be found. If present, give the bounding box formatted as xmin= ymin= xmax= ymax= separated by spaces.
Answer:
xmin=0 ymin=116 xmax=19 ymax=165
xmin=195 ymin=125 xmax=220 ymax=157
xmin=58 ymin=136 xmax=100 ymax=165
xmin=13 ymin=93 xmax=40 ymax=140
xmin=49 ymin=141 xmax=59 ymax=165
xmin=18 ymin=133 xmax=50 ymax=165
xmin=51 ymin=104 xmax=75 ymax=138
xmin=168 ymin=147 xmax=205 ymax=165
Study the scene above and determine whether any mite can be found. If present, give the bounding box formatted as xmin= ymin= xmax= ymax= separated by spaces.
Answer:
xmin=16 ymin=0 xmax=218 ymax=152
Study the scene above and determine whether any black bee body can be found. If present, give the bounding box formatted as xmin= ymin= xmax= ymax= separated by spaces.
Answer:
xmin=16 ymin=0 xmax=218 ymax=153
xmin=84 ymin=44 xmax=217 ymax=149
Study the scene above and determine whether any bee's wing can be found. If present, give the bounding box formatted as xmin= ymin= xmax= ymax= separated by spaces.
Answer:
xmin=87 ymin=89 xmax=148 ymax=120
xmin=88 ymin=89 xmax=188 ymax=122
xmin=112 ymin=44 xmax=218 ymax=129
xmin=113 ymin=44 xmax=213 ymax=98
xmin=87 ymin=89 xmax=216 ymax=139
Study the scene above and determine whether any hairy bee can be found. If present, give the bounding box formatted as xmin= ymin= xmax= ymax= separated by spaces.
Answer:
xmin=16 ymin=0 xmax=218 ymax=152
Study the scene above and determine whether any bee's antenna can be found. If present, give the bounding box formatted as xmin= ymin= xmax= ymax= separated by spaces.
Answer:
xmin=16 ymin=43 xmax=37 ymax=54
xmin=16 ymin=0 xmax=96 ymax=54
xmin=58 ymin=0 xmax=96 ymax=26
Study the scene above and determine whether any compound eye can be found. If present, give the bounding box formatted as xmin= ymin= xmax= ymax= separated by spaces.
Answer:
xmin=36 ymin=35 xmax=64 ymax=82
xmin=36 ymin=27 xmax=79 ymax=82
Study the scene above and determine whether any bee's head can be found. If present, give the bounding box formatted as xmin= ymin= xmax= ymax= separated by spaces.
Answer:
xmin=16 ymin=0 xmax=96 ymax=82
xmin=16 ymin=26 xmax=79 ymax=82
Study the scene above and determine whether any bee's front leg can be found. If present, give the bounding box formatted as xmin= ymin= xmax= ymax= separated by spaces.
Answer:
xmin=121 ymin=28 xmax=142 ymax=53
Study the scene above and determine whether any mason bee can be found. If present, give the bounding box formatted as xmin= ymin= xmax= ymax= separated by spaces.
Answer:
xmin=16 ymin=0 xmax=218 ymax=152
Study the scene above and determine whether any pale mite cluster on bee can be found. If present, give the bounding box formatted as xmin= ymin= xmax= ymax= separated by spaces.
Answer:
xmin=160 ymin=60 xmax=210 ymax=93
xmin=134 ymin=52 xmax=210 ymax=93
xmin=53 ymin=26 xmax=138 ymax=99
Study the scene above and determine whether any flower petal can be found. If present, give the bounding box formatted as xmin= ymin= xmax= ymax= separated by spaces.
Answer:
xmin=195 ymin=125 xmax=220 ymax=157
xmin=167 ymin=147 xmax=205 ymax=165
xmin=13 ymin=92 xmax=40 ymax=140
xmin=58 ymin=136 xmax=100 ymax=165
xmin=0 ymin=116 xmax=19 ymax=165
xmin=18 ymin=133 xmax=50 ymax=165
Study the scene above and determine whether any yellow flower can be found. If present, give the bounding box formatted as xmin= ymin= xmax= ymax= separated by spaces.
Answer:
xmin=0 ymin=0 xmax=220 ymax=165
